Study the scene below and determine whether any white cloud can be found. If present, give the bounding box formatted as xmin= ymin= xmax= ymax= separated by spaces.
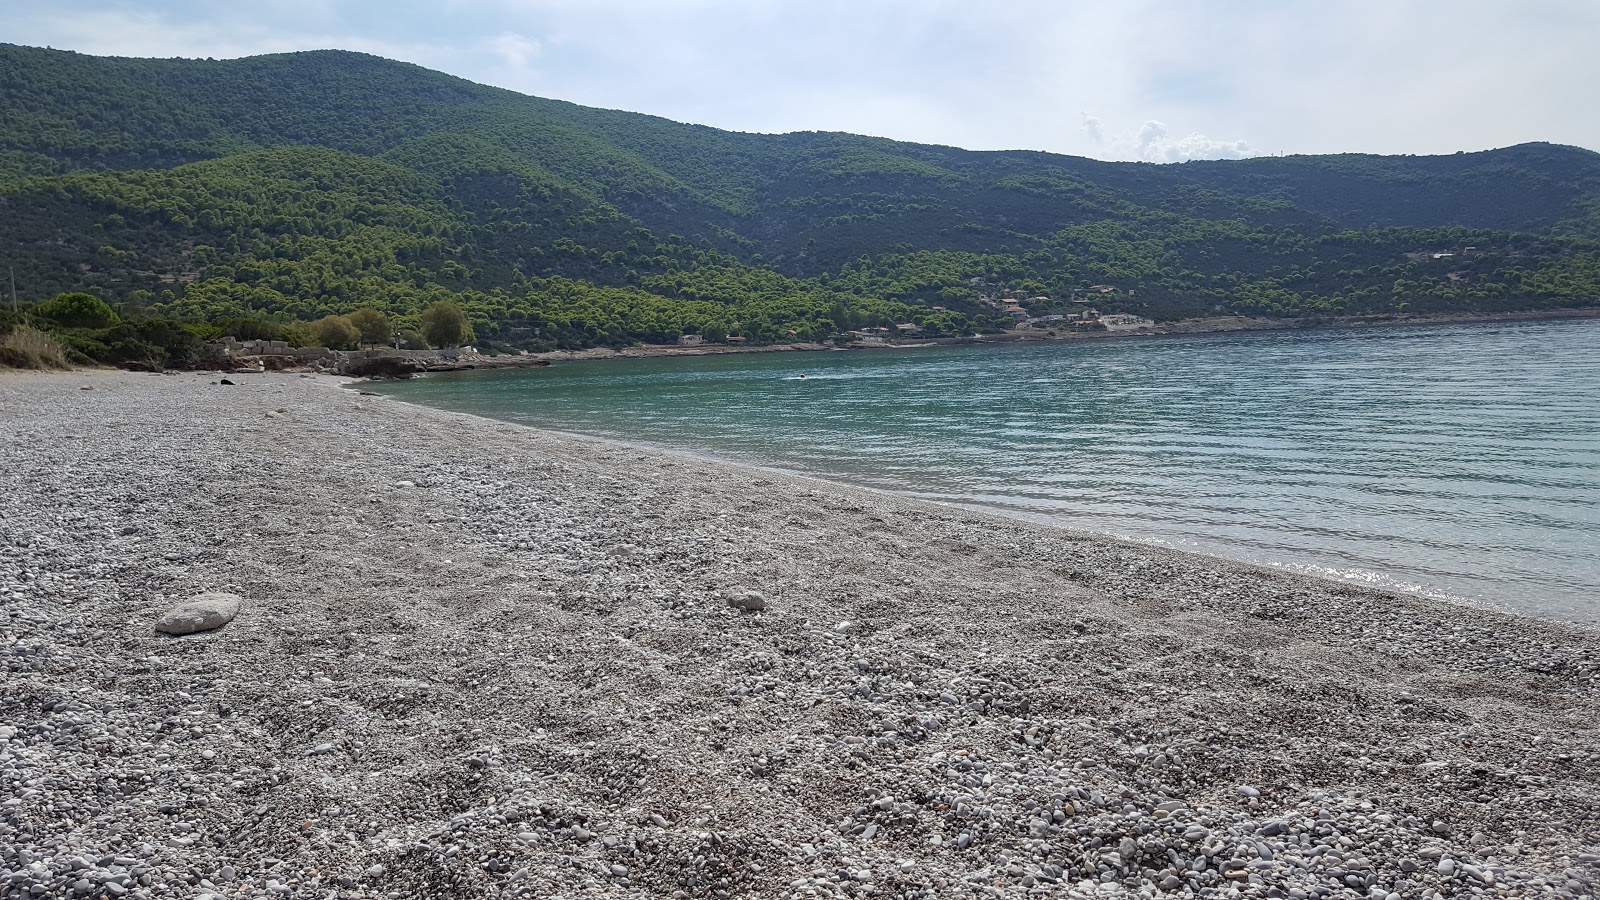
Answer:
xmin=1051 ymin=117 xmax=1257 ymax=163
xmin=1081 ymin=114 xmax=1104 ymax=144
xmin=1135 ymin=120 xmax=1169 ymax=158
xmin=1126 ymin=120 xmax=1256 ymax=162
xmin=486 ymin=32 xmax=541 ymax=72
xmin=1160 ymin=133 xmax=1256 ymax=163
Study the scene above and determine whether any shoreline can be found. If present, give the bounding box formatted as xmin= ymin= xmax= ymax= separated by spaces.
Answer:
xmin=377 ymin=399 xmax=1560 ymax=627
xmin=2 ymin=370 xmax=1597 ymax=898
xmin=445 ymin=306 xmax=1600 ymax=370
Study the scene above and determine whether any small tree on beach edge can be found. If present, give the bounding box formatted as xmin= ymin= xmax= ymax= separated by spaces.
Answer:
xmin=347 ymin=308 xmax=394 ymax=347
xmin=420 ymin=300 xmax=474 ymax=348
xmin=311 ymin=314 xmax=360 ymax=350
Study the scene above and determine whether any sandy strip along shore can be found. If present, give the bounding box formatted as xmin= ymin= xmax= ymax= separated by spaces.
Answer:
xmin=1 ymin=369 xmax=1596 ymax=900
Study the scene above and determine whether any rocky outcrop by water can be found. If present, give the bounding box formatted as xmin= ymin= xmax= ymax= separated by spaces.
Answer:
xmin=0 ymin=370 xmax=1596 ymax=899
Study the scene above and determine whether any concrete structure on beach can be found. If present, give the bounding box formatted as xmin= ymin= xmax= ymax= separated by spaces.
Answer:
xmin=1098 ymin=313 xmax=1156 ymax=332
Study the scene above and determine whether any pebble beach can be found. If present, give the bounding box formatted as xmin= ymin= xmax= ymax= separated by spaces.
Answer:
xmin=1 ymin=369 xmax=1596 ymax=900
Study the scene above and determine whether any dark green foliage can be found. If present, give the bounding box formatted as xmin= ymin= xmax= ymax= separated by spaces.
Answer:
xmin=42 ymin=317 xmax=208 ymax=370
xmin=201 ymin=317 xmax=300 ymax=343
xmin=347 ymin=308 xmax=393 ymax=345
xmin=35 ymin=292 xmax=118 ymax=329
xmin=0 ymin=308 xmax=25 ymax=337
xmin=2 ymin=42 xmax=1597 ymax=358
xmin=420 ymin=300 xmax=472 ymax=348
xmin=311 ymin=314 xmax=361 ymax=349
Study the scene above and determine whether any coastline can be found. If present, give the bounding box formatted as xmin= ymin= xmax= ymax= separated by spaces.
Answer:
xmin=2 ymin=370 xmax=1597 ymax=898
xmin=400 ymin=413 xmax=1562 ymax=627
xmin=451 ymin=307 xmax=1600 ymax=370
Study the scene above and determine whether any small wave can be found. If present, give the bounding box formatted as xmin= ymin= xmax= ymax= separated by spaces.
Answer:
xmin=371 ymin=319 xmax=1600 ymax=622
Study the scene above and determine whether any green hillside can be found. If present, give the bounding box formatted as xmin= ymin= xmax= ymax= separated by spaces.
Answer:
xmin=3 ymin=43 xmax=1599 ymax=361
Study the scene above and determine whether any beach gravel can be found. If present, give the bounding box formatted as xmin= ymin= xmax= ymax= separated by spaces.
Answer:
xmin=0 ymin=369 xmax=1596 ymax=899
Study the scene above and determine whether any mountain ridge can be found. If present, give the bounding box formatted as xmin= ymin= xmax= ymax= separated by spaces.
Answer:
xmin=2 ymin=43 xmax=1597 ymax=356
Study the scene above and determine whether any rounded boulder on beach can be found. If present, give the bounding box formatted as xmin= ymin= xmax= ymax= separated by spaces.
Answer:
xmin=154 ymin=592 xmax=243 ymax=635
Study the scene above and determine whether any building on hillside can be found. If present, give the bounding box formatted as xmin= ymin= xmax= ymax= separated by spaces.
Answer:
xmin=678 ymin=334 xmax=704 ymax=346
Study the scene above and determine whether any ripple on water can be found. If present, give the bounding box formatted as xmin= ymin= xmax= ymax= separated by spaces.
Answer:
xmin=373 ymin=319 xmax=1600 ymax=624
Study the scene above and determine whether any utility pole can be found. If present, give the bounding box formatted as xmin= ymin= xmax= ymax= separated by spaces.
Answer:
xmin=8 ymin=267 xmax=15 ymax=313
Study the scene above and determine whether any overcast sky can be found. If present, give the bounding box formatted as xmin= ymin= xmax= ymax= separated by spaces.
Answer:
xmin=11 ymin=1 xmax=1599 ymax=162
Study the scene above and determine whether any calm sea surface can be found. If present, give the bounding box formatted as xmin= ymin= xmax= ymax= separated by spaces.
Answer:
xmin=370 ymin=320 xmax=1600 ymax=623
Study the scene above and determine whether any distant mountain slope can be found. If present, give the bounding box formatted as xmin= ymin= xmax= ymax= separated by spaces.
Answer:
xmin=2 ymin=43 xmax=1597 ymax=349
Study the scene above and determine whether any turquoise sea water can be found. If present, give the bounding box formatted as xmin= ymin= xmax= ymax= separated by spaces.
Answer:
xmin=370 ymin=319 xmax=1600 ymax=623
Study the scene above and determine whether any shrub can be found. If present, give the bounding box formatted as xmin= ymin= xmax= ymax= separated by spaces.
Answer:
xmin=104 ymin=338 xmax=166 ymax=372
xmin=0 ymin=308 xmax=26 ymax=337
xmin=280 ymin=322 xmax=314 ymax=349
xmin=54 ymin=330 xmax=112 ymax=362
xmin=0 ymin=325 xmax=71 ymax=369
xmin=96 ymin=320 xmax=205 ymax=370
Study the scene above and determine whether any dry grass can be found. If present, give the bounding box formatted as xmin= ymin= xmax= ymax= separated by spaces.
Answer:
xmin=0 ymin=325 xmax=71 ymax=369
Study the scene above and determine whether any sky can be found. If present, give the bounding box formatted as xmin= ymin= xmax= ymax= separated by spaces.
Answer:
xmin=9 ymin=1 xmax=1599 ymax=162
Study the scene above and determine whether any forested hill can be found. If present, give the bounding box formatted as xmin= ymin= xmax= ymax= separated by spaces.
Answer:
xmin=3 ymin=43 xmax=1599 ymax=352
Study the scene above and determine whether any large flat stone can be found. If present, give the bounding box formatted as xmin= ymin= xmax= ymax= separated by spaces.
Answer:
xmin=154 ymin=592 xmax=243 ymax=636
